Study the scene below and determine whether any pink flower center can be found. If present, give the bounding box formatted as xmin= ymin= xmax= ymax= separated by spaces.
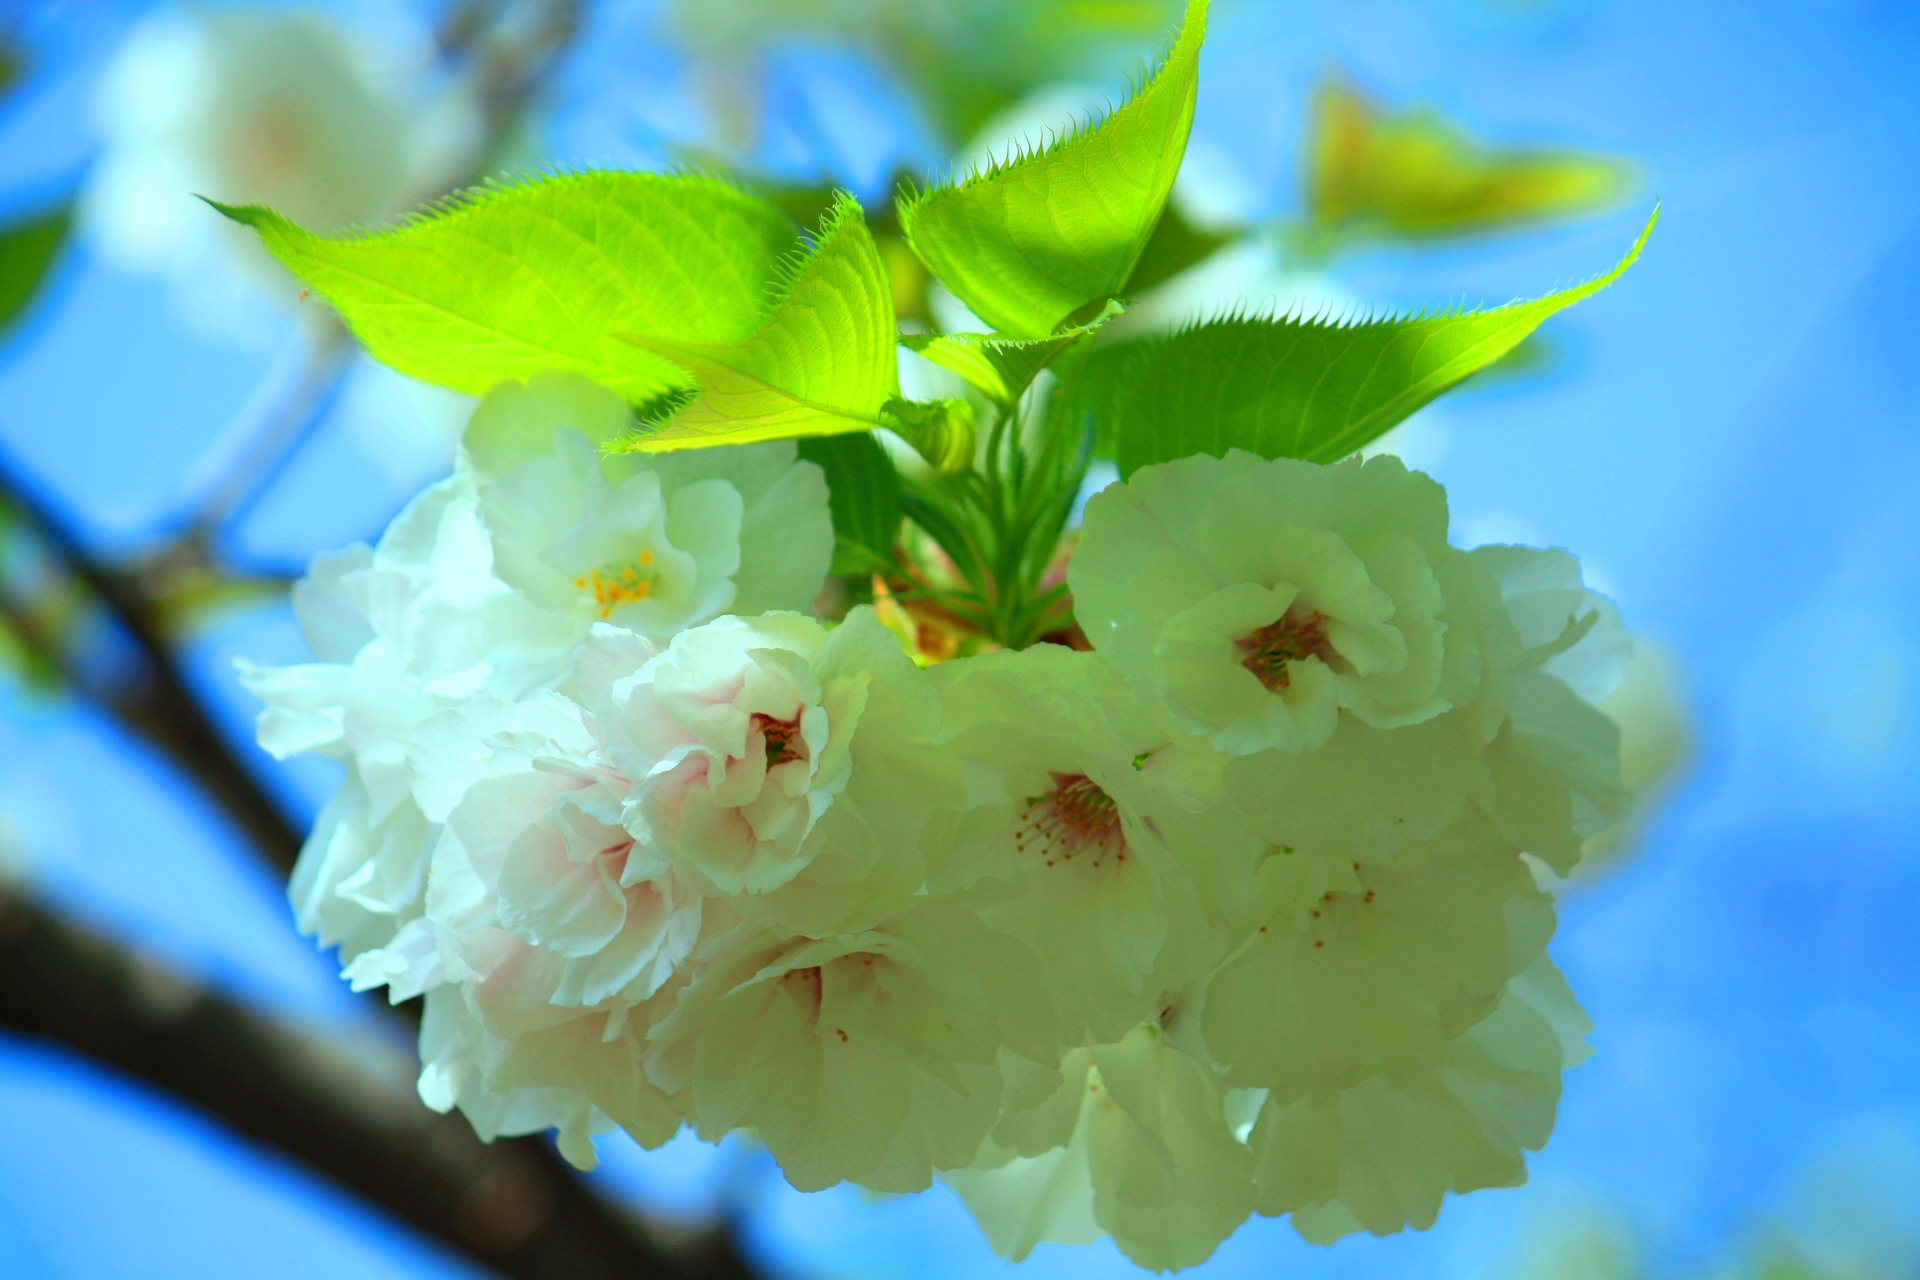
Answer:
xmin=1016 ymin=773 xmax=1125 ymax=868
xmin=752 ymin=711 xmax=806 ymax=767
xmin=1237 ymin=607 xmax=1339 ymax=692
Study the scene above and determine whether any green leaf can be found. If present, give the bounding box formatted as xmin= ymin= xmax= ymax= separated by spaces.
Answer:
xmin=897 ymin=0 xmax=1208 ymax=338
xmin=882 ymin=396 xmax=977 ymax=473
xmin=1103 ymin=209 xmax=1656 ymax=476
xmin=901 ymin=299 xmax=1124 ymax=407
xmin=796 ymin=432 xmax=902 ymax=576
xmin=210 ymin=170 xmax=800 ymax=402
xmin=1301 ymin=76 xmax=1631 ymax=253
xmin=618 ymin=193 xmax=899 ymax=451
xmin=0 ymin=206 xmax=70 ymax=338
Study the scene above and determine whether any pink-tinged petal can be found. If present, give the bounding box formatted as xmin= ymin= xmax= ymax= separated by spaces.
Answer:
xmin=497 ymin=821 xmax=628 ymax=957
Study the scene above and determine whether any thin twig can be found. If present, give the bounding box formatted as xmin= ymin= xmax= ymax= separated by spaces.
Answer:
xmin=174 ymin=318 xmax=356 ymax=540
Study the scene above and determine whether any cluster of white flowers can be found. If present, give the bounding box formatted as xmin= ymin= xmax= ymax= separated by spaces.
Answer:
xmin=247 ymin=373 xmax=1629 ymax=1269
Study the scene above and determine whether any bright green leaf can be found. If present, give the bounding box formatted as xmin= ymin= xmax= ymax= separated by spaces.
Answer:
xmin=902 ymin=299 xmax=1124 ymax=406
xmin=796 ymin=432 xmax=902 ymax=576
xmin=897 ymin=0 xmax=1208 ymax=338
xmin=1104 ymin=209 xmax=1656 ymax=476
xmin=618 ymin=193 xmax=899 ymax=451
xmin=0 ymin=206 xmax=70 ymax=338
xmin=1301 ymin=76 xmax=1631 ymax=254
xmin=210 ymin=170 xmax=800 ymax=402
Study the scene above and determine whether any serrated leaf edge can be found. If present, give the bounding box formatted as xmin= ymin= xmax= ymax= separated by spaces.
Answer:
xmin=893 ymin=0 xmax=1209 ymax=228
xmin=202 ymin=164 xmax=780 ymax=245
xmin=1151 ymin=205 xmax=1659 ymax=342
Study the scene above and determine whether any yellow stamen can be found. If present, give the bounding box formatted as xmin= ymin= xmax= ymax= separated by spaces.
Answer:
xmin=583 ymin=565 xmax=654 ymax=619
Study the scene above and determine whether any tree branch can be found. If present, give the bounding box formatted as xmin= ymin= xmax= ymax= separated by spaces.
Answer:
xmin=0 ymin=8 xmax=765 ymax=1277
xmin=0 ymin=460 xmax=307 ymax=875
xmin=0 ymin=888 xmax=758 ymax=1280
xmin=0 ymin=470 xmax=774 ymax=1280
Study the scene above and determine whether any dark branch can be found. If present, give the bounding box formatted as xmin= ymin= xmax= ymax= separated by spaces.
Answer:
xmin=0 ymin=889 xmax=758 ymax=1280
xmin=0 ymin=459 xmax=307 ymax=875
xmin=0 ymin=7 xmax=764 ymax=1277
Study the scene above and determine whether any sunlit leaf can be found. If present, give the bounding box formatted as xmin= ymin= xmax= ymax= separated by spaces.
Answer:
xmin=902 ymin=300 xmax=1124 ymax=407
xmin=619 ymin=193 xmax=899 ymax=450
xmin=1302 ymin=76 xmax=1630 ymax=252
xmin=211 ymin=171 xmax=800 ymax=401
xmin=1101 ymin=210 xmax=1655 ymax=476
xmin=729 ymin=168 xmax=937 ymax=324
xmin=898 ymin=0 xmax=1208 ymax=338
xmin=0 ymin=206 xmax=70 ymax=338
xmin=796 ymin=432 xmax=902 ymax=575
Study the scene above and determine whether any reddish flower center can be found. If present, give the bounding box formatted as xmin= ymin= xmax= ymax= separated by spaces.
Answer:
xmin=752 ymin=711 xmax=807 ymax=767
xmin=1237 ymin=608 xmax=1339 ymax=692
xmin=1015 ymin=772 xmax=1126 ymax=868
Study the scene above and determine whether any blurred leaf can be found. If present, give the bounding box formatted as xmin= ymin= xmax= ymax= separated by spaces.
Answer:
xmin=619 ymin=193 xmax=899 ymax=450
xmin=1301 ymin=76 xmax=1631 ymax=253
xmin=903 ymin=299 xmax=1123 ymax=407
xmin=898 ymin=0 xmax=1207 ymax=338
xmin=751 ymin=180 xmax=843 ymax=234
xmin=0 ymin=618 xmax=62 ymax=693
xmin=0 ymin=40 xmax=20 ymax=102
xmin=796 ymin=432 xmax=902 ymax=575
xmin=0 ymin=206 xmax=71 ymax=339
xmin=915 ymin=0 xmax=1183 ymax=144
xmin=667 ymin=0 xmax=1181 ymax=147
xmin=1100 ymin=210 xmax=1654 ymax=475
xmin=1123 ymin=199 xmax=1238 ymax=295
xmin=211 ymin=172 xmax=800 ymax=402
xmin=1753 ymin=1248 xmax=1832 ymax=1280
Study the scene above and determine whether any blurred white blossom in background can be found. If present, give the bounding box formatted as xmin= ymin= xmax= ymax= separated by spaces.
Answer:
xmin=81 ymin=4 xmax=482 ymax=344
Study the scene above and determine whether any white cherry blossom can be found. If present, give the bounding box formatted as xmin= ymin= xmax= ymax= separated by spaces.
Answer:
xmin=596 ymin=607 xmax=963 ymax=935
xmin=1073 ymin=452 xmax=1469 ymax=755
xmin=467 ymin=373 xmax=833 ymax=646
xmin=931 ymin=643 xmax=1257 ymax=1045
